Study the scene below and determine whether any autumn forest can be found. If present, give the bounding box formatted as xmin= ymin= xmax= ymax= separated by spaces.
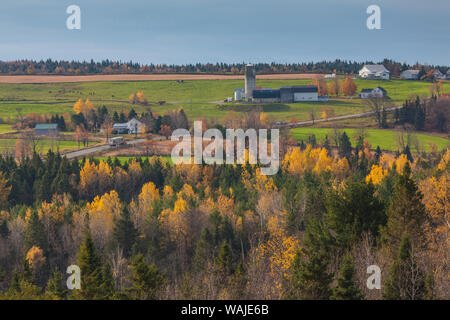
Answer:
xmin=0 ymin=133 xmax=448 ymax=300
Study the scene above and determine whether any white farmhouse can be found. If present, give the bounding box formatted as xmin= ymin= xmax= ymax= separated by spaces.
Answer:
xmin=432 ymin=70 xmax=446 ymax=80
xmin=360 ymin=87 xmax=387 ymax=99
xmin=401 ymin=70 xmax=420 ymax=80
xmin=113 ymin=118 xmax=144 ymax=134
xmin=359 ymin=65 xmax=390 ymax=80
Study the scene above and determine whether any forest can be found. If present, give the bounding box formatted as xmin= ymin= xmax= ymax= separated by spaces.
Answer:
xmin=0 ymin=133 xmax=448 ymax=300
xmin=0 ymin=59 xmax=448 ymax=77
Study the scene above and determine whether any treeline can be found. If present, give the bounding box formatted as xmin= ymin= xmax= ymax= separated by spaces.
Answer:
xmin=0 ymin=138 xmax=448 ymax=300
xmin=394 ymin=95 xmax=449 ymax=132
xmin=1 ymin=59 xmax=448 ymax=77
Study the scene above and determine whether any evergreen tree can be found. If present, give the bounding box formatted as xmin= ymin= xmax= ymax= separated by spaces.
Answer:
xmin=331 ymin=255 xmax=363 ymax=300
xmin=45 ymin=269 xmax=68 ymax=299
xmin=113 ymin=205 xmax=138 ymax=257
xmin=193 ymin=228 xmax=213 ymax=272
xmin=128 ymin=108 xmax=137 ymax=120
xmin=325 ymin=176 xmax=385 ymax=249
xmin=383 ymin=234 xmax=425 ymax=300
xmin=128 ymin=254 xmax=165 ymax=300
xmin=288 ymin=220 xmax=333 ymax=300
xmin=215 ymin=241 xmax=233 ymax=275
xmin=288 ymin=249 xmax=333 ymax=300
xmin=24 ymin=210 xmax=48 ymax=253
xmin=380 ymin=163 xmax=427 ymax=256
xmin=113 ymin=111 xmax=120 ymax=123
xmin=338 ymin=132 xmax=352 ymax=159
xmin=75 ymin=233 xmax=107 ymax=299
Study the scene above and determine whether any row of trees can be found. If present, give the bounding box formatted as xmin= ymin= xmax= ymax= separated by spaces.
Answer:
xmin=1 ymin=59 xmax=448 ymax=77
xmin=313 ymin=77 xmax=358 ymax=96
xmin=0 ymin=135 xmax=448 ymax=299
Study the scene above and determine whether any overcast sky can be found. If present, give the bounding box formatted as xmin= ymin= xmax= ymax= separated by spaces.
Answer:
xmin=0 ymin=0 xmax=449 ymax=65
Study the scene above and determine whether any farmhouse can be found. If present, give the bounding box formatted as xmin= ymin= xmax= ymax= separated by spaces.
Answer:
xmin=113 ymin=118 xmax=144 ymax=134
xmin=401 ymin=70 xmax=420 ymax=80
xmin=360 ymin=87 xmax=387 ymax=99
xmin=432 ymin=69 xmax=446 ymax=80
xmin=35 ymin=123 xmax=59 ymax=136
xmin=359 ymin=65 xmax=390 ymax=80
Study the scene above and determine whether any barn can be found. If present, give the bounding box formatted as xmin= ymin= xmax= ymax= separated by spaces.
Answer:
xmin=35 ymin=123 xmax=59 ymax=136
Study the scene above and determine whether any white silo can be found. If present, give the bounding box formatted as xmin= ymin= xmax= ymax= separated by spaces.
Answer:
xmin=245 ymin=64 xmax=256 ymax=101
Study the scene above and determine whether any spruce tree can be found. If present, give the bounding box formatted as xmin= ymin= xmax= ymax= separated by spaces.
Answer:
xmin=45 ymin=269 xmax=68 ymax=299
xmin=325 ymin=176 xmax=384 ymax=249
xmin=383 ymin=233 xmax=425 ymax=300
xmin=128 ymin=254 xmax=165 ymax=300
xmin=338 ymin=132 xmax=352 ymax=159
xmin=75 ymin=233 xmax=106 ymax=299
xmin=113 ymin=205 xmax=138 ymax=257
xmin=289 ymin=249 xmax=333 ymax=300
xmin=331 ymin=255 xmax=363 ymax=300
xmin=24 ymin=210 xmax=48 ymax=253
xmin=288 ymin=220 xmax=333 ymax=300
xmin=380 ymin=162 xmax=427 ymax=256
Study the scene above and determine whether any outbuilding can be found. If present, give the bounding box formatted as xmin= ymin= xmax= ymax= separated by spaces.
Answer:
xmin=35 ymin=123 xmax=59 ymax=136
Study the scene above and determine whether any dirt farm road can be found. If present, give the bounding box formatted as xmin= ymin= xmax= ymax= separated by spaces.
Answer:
xmin=275 ymin=105 xmax=404 ymax=129
xmin=65 ymin=138 xmax=146 ymax=159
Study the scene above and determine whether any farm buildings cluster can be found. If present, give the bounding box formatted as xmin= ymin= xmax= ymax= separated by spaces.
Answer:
xmin=234 ymin=65 xmax=320 ymax=103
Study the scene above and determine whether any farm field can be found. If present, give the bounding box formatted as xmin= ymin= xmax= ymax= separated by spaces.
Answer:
xmin=0 ymin=79 xmax=447 ymax=123
xmin=0 ymin=124 xmax=14 ymax=133
xmin=290 ymin=127 xmax=450 ymax=152
xmin=0 ymin=138 xmax=98 ymax=153
xmin=93 ymin=155 xmax=172 ymax=164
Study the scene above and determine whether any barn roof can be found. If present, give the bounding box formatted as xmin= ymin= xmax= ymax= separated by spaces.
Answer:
xmin=35 ymin=123 xmax=58 ymax=130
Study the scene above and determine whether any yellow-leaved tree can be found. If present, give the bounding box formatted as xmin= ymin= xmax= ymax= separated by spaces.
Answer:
xmin=87 ymin=190 xmax=122 ymax=250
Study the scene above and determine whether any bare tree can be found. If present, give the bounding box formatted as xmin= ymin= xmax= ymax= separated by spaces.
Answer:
xmin=364 ymin=97 xmax=393 ymax=128
xmin=309 ymin=108 xmax=316 ymax=125
xmin=101 ymin=116 xmax=114 ymax=143
xmin=23 ymin=129 xmax=40 ymax=154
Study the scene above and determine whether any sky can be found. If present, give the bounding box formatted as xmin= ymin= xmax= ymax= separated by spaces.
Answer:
xmin=0 ymin=0 xmax=449 ymax=65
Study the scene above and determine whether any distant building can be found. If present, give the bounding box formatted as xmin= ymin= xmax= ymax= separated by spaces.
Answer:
xmin=281 ymin=86 xmax=319 ymax=102
xmin=359 ymin=65 xmax=390 ymax=80
xmin=360 ymin=87 xmax=388 ymax=99
xmin=432 ymin=69 xmax=446 ymax=80
xmin=252 ymin=86 xmax=319 ymax=103
xmin=234 ymin=88 xmax=245 ymax=101
xmin=35 ymin=123 xmax=59 ymax=136
xmin=401 ymin=70 xmax=420 ymax=80
xmin=447 ymin=70 xmax=450 ymax=80
xmin=252 ymin=89 xmax=281 ymax=103
xmin=113 ymin=118 xmax=144 ymax=134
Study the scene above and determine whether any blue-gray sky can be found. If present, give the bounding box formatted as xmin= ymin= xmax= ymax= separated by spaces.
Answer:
xmin=0 ymin=0 xmax=449 ymax=65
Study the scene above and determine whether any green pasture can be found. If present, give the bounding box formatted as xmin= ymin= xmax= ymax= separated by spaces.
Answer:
xmin=0 ymin=79 xmax=447 ymax=124
xmin=0 ymin=139 xmax=98 ymax=153
xmin=290 ymin=127 xmax=449 ymax=152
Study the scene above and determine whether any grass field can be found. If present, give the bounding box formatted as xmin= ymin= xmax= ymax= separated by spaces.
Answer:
xmin=0 ymin=139 xmax=98 ymax=153
xmin=0 ymin=124 xmax=14 ymax=133
xmin=290 ymin=127 xmax=449 ymax=152
xmin=94 ymin=156 xmax=172 ymax=164
xmin=0 ymin=79 xmax=447 ymax=123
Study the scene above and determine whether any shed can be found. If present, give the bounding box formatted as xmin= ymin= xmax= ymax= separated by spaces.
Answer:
xmin=35 ymin=123 xmax=59 ymax=136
